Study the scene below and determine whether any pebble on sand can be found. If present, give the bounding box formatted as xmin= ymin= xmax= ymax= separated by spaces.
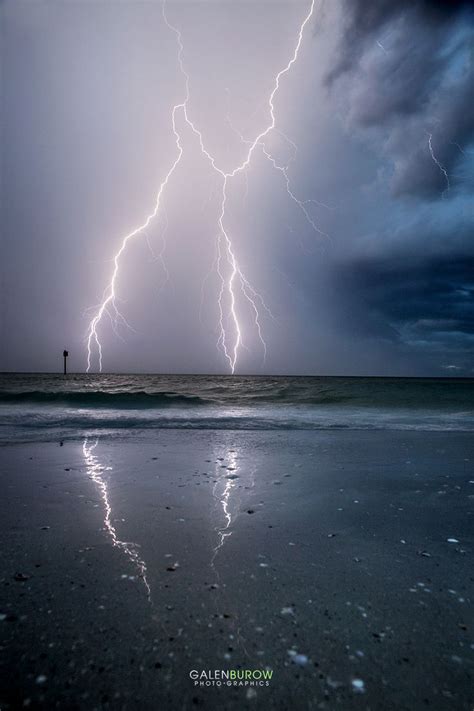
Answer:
xmin=288 ymin=650 xmax=309 ymax=666
xmin=447 ymin=538 xmax=459 ymax=543
xmin=351 ymin=678 xmax=365 ymax=693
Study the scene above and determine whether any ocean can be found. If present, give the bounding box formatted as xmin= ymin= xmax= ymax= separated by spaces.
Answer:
xmin=0 ymin=373 xmax=473 ymax=442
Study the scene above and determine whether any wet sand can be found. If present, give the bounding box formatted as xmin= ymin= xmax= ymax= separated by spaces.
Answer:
xmin=0 ymin=429 xmax=473 ymax=710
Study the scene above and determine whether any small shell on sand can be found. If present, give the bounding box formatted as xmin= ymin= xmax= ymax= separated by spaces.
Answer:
xmin=351 ymin=678 xmax=365 ymax=693
xmin=288 ymin=650 xmax=309 ymax=666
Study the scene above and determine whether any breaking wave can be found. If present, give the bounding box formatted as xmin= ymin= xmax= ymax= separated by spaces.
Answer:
xmin=0 ymin=390 xmax=208 ymax=408
xmin=0 ymin=374 xmax=472 ymax=441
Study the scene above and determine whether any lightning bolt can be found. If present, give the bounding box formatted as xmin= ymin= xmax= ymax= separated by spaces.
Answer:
xmin=428 ymin=132 xmax=450 ymax=197
xmin=86 ymin=0 xmax=317 ymax=374
xmin=86 ymin=102 xmax=186 ymax=372
xmin=225 ymin=110 xmax=331 ymax=242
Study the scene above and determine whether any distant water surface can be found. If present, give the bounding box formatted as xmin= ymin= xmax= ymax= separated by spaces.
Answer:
xmin=0 ymin=373 xmax=473 ymax=442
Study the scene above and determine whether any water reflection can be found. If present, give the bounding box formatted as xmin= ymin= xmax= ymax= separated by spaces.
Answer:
xmin=211 ymin=448 xmax=239 ymax=564
xmin=211 ymin=448 xmax=243 ymax=567
xmin=209 ymin=445 xmax=256 ymax=659
xmin=82 ymin=436 xmax=151 ymax=600
xmin=210 ymin=446 xmax=256 ymax=563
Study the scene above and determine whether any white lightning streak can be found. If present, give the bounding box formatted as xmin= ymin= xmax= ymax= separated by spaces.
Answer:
xmin=86 ymin=0 xmax=316 ymax=373
xmin=262 ymin=144 xmax=329 ymax=239
xmin=428 ymin=132 xmax=450 ymax=197
xmin=226 ymin=109 xmax=330 ymax=239
xmin=225 ymin=0 xmax=316 ymax=180
xmin=85 ymin=19 xmax=190 ymax=372
xmin=168 ymin=0 xmax=316 ymax=372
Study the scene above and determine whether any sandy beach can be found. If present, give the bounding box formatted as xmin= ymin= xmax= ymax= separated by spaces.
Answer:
xmin=0 ymin=429 xmax=472 ymax=710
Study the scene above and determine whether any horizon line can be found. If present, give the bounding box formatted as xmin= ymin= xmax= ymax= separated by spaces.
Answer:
xmin=0 ymin=371 xmax=472 ymax=380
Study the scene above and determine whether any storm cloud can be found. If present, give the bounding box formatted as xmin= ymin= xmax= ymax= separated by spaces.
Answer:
xmin=328 ymin=0 xmax=474 ymax=199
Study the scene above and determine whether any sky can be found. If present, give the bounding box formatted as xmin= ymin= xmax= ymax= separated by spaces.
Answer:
xmin=1 ymin=0 xmax=473 ymax=376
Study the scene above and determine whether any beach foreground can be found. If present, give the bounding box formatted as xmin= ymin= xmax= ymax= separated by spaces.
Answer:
xmin=1 ymin=429 xmax=472 ymax=710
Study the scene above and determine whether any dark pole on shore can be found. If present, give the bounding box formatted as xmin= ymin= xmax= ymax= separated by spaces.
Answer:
xmin=63 ymin=350 xmax=69 ymax=375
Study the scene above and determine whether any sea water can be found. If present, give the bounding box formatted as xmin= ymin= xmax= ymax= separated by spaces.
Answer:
xmin=0 ymin=373 xmax=473 ymax=443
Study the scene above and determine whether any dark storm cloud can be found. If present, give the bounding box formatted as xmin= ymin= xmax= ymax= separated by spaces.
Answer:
xmin=328 ymin=0 xmax=474 ymax=199
xmin=331 ymin=252 xmax=474 ymax=365
xmin=390 ymin=79 xmax=474 ymax=197
xmin=328 ymin=0 xmax=473 ymax=84
xmin=323 ymin=0 xmax=473 ymax=370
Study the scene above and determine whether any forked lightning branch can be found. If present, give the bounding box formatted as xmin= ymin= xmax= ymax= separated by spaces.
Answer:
xmin=86 ymin=0 xmax=319 ymax=374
